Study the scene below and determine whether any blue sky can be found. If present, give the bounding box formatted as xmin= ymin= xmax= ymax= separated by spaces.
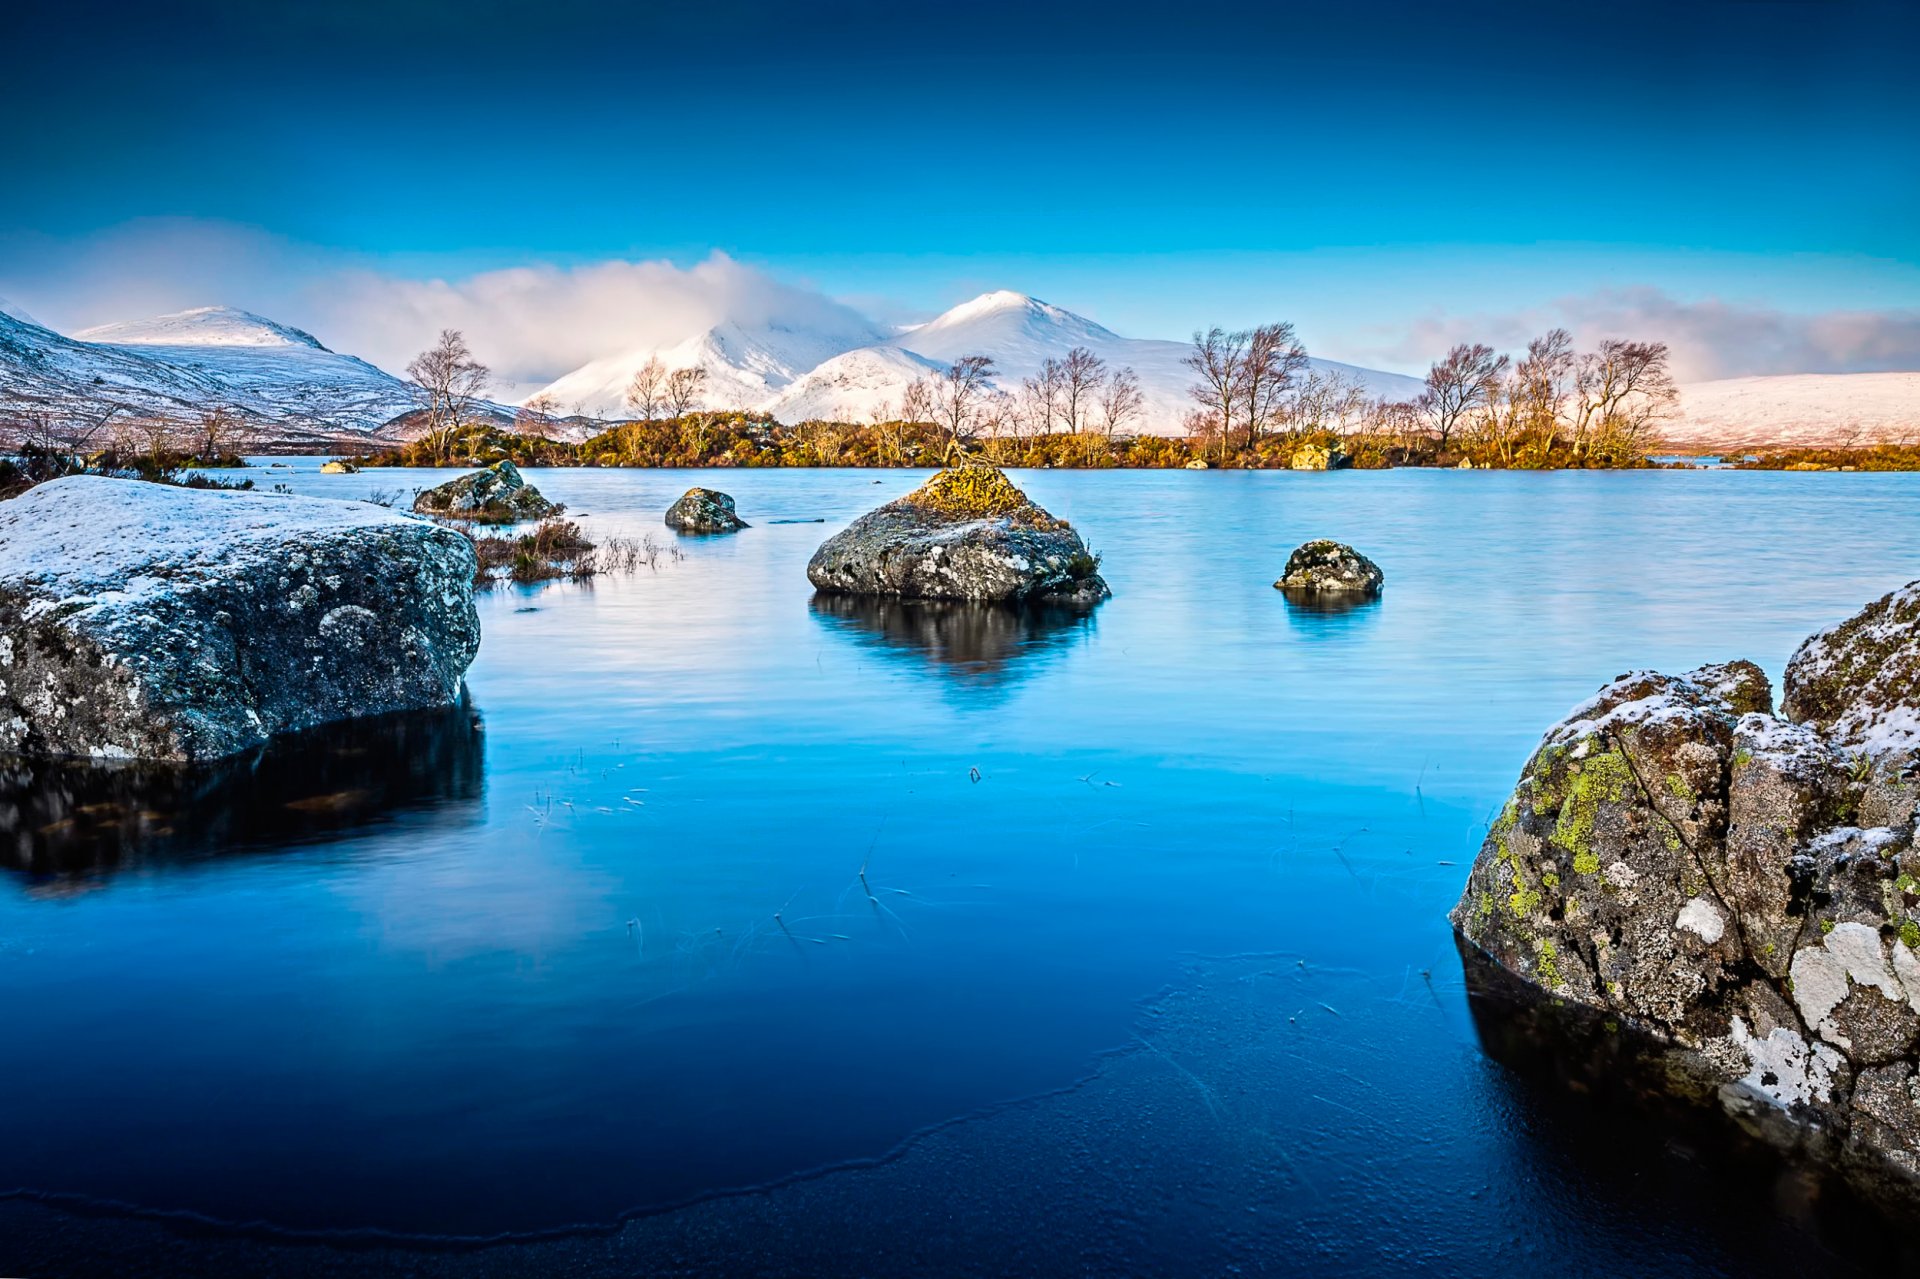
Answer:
xmin=3 ymin=0 xmax=1916 ymax=376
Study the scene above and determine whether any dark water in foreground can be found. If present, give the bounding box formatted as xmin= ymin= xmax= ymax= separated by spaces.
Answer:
xmin=3 ymin=465 xmax=1918 ymax=1275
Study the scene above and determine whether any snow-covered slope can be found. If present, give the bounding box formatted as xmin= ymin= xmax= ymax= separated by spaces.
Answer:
xmin=1667 ymin=372 xmax=1920 ymax=449
xmin=2 ymin=306 xmax=420 ymax=436
xmin=536 ymin=289 xmax=1426 ymax=429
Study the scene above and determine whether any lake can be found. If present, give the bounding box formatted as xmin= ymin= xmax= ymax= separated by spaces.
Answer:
xmin=2 ymin=465 xmax=1917 ymax=1276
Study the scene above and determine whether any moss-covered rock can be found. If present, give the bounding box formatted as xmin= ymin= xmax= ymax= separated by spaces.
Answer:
xmin=1783 ymin=580 xmax=1920 ymax=760
xmin=807 ymin=466 xmax=1109 ymax=606
xmin=413 ymin=460 xmax=558 ymax=523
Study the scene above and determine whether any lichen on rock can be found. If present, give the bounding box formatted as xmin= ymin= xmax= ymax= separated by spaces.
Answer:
xmin=1452 ymin=586 xmax=1920 ymax=1208
xmin=665 ymin=487 xmax=748 ymax=534
xmin=806 ymin=465 xmax=1109 ymax=606
xmin=0 ymin=476 xmax=481 ymax=762
xmin=1274 ymin=540 xmax=1383 ymax=598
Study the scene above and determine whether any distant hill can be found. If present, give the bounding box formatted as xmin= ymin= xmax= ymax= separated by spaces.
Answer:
xmin=1667 ymin=372 xmax=1920 ymax=450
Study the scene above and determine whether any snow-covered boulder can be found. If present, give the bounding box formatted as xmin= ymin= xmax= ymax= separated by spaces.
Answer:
xmin=412 ymin=460 xmax=557 ymax=523
xmin=665 ymin=487 xmax=748 ymax=533
xmin=807 ymin=466 xmax=1109 ymax=606
xmin=1452 ymin=591 xmax=1920 ymax=1205
xmin=1274 ymin=540 xmax=1383 ymax=598
xmin=0 ymin=476 xmax=481 ymax=762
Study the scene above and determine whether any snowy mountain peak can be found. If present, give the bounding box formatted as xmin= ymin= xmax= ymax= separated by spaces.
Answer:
xmin=75 ymin=306 xmax=331 ymax=352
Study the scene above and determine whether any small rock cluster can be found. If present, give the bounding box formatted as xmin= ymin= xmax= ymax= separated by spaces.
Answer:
xmin=808 ymin=466 xmax=1109 ymax=606
xmin=413 ymin=460 xmax=557 ymax=523
xmin=1452 ymin=581 xmax=1920 ymax=1204
xmin=665 ymin=487 xmax=748 ymax=533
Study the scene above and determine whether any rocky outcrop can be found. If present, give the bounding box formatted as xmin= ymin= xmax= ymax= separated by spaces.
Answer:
xmin=1274 ymin=540 xmax=1383 ymax=598
xmin=1289 ymin=443 xmax=1350 ymax=471
xmin=0 ymin=476 xmax=481 ymax=762
xmin=1451 ymin=584 xmax=1920 ymax=1205
xmin=412 ymin=460 xmax=557 ymax=523
xmin=807 ymin=466 xmax=1109 ymax=606
xmin=320 ymin=460 xmax=358 ymax=474
xmin=665 ymin=487 xmax=748 ymax=533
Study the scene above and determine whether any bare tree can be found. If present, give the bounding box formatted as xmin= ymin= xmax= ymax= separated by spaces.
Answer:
xmin=624 ymin=355 xmax=668 ymax=421
xmin=663 ymin=366 xmax=708 ymax=419
xmin=1058 ymin=346 xmax=1106 ymax=435
xmin=1097 ymin=366 xmax=1144 ymax=443
xmin=1184 ymin=327 xmax=1248 ymax=460
xmin=1019 ymin=358 xmax=1063 ymax=439
xmin=516 ymin=392 xmax=561 ymax=439
xmin=901 ymin=377 xmax=936 ymax=426
xmin=1239 ymin=323 xmax=1309 ymax=449
xmin=406 ymin=329 xmax=491 ymax=465
xmin=929 ymin=355 xmax=998 ymax=461
xmin=1183 ymin=324 xmax=1306 ymax=454
xmin=1284 ymin=366 xmax=1369 ymax=436
xmin=192 ymin=403 xmax=240 ymax=461
xmin=1418 ymin=343 xmax=1509 ymax=453
xmin=1573 ymin=338 xmax=1678 ymax=463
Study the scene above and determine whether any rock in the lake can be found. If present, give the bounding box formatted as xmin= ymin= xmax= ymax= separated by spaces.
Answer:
xmin=807 ymin=466 xmax=1109 ymax=606
xmin=1289 ymin=443 xmax=1350 ymax=471
xmin=665 ymin=487 xmax=748 ymax=533
xmin=1451 ymin=585 xmax=1920 ymax=1206
xmin=320 ymin=460 xmax=358 ymax=474
xmin=1275 ymin=540 xmax=1383 ymax=598
xmin=0 ymin=476 xmax=481 ymax=762
xmin=413 ymin=460 xmax=557 ymax=523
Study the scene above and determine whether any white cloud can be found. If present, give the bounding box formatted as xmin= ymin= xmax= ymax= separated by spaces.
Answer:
xmin=1365 ymin=287 xmax=1920 ymax=382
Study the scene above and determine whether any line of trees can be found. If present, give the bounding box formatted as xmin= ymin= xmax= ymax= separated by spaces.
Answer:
xmin=391 ymin=319 xmax=1680 ymax=470
xmin=1417 ymin=329 xmax=1678 ymax=466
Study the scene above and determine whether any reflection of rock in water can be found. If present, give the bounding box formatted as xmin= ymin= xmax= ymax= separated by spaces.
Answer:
xmin=0 ymin=701 xmax=485 ymax=880
xmin=1278 ymin=588 xmax=1381 ymax=617
xmin=1458 ymin=933 xmax=1920 ymax=1256
xmin=809 ymin=594 xmax=1094 ymax=684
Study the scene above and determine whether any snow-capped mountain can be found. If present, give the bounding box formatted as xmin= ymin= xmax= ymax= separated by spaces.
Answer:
xmin=537 ymin=289 xmax=1427 ymax=430
xmin=1 ymin=306 xmax=419 ymax=436
xmin=536 ymin=314 xmax=889 ymax=418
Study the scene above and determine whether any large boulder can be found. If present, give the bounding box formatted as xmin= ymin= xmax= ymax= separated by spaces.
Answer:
xmin=665 ymin=487 xmax=748 ymax=533
xmin=1451 ymin=585 xmax=1920 ymax=1205
xmin=807 ymin=466 xmax=1109 ymax=606
xmin=413 ymin=460 xmax=557 ymax=523
xmin=0 ymin=476 xmax=481 ymax=762
xmin=1274 ymin=540 xmax=1383 ymax=598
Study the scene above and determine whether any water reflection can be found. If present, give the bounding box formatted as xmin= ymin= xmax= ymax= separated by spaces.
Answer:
xmin=0 ymin=702 xmax=485 ymax=881
xmin=808 ymin=594 xmax=1095 ymax=685
xmin=1277 ymin=587 xmax=1383 ymax=617
xmin=1457 ymin=932 xmax=1917 ymax=1264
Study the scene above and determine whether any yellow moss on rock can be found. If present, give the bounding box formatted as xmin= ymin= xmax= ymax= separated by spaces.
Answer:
xmin=904 ymin=466 xmax=1058 ymax=525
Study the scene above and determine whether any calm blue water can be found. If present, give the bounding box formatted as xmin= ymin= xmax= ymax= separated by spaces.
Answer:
xmin=3 ymin=465 xmax=1917 ymax=1272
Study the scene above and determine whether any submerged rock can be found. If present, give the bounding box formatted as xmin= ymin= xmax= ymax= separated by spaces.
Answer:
xmin=807 ymin=466 xmax=1109 ymax=606
xmin=665 ymin=487 xmax=748 ymax=533
xmin=413 ymin=460 xmax=557 ymax=523
xmin=1275 ymin=540 xmax=1383 ymax=598
xmin=0 ymin=476 xmax=481 ymax=762
xmin=1451 ymin=585 xmax=1920 ymax=1207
